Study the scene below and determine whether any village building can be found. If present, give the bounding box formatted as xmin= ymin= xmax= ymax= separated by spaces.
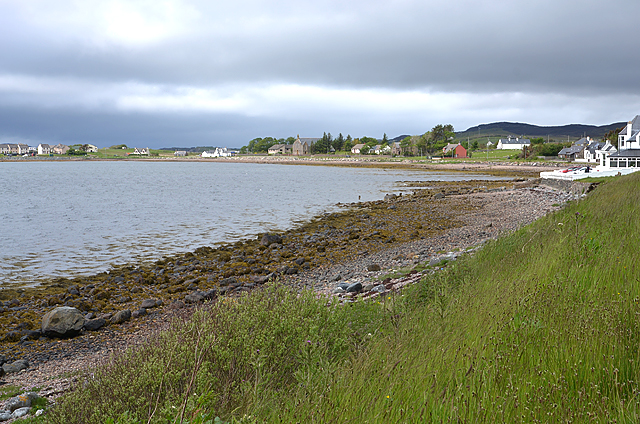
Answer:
xmin=497 ymin=136 xmax=531 ymax=150
xmin=391 ymin=142 xmax=402 ymax=156
xmin=442 ymin=143 xmax=467 ymax=158
xmin=558 ymin=145 xmax=585 ymax=161
xmin=132 ymin=147 xmax=150 ymax=155
xmin=52 ymin=144 xmax=70 ymax=155
xmin=292 ymin=135 xmax=319 ymax=155
xmin=85 ymin=144 xmax=99 ymax=153
xmin=37 ymin=144 xmax=51 ymax=155
xmin=174 ymin=150 xmax=187 ymax=157
xmin=608 ymin=115 xmax=640 ymax=168
xmin=201 ymin=147 xmax=232 ymax=158
xmin=351 ymin=143 xmax=366 ymax=154
xmin=371 ymin=144 xmax=391 ymax=155
xmin=267 ymin=144 xmax=292 ymax=155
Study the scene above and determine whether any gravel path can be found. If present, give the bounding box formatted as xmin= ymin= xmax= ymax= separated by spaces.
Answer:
xmin=1 ymin=184 xmax=578 ymax=404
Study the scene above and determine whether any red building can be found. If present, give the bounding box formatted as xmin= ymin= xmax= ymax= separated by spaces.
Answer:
xmin=442 ymin=143 xmax=467 ymax=158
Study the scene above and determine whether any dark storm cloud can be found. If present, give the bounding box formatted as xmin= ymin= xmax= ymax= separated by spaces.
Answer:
xmin=1 ymin=0 xmax=639 ymax=148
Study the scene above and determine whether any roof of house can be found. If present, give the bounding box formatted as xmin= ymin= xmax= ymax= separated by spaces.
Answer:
xmin=609 ymin=149 xmax=640 ymax=157
xmin=269 ymin=144 xmax=287 ymax=150
xmin=559 ymin=145 xmax=584 ymax=155
xmin=352 ymin=143 xmax=365 ymax=149
xmin=297 ymin=138 xmax=319 ymax=144
xmin=499 ymin=137 xmax=531 ymax=144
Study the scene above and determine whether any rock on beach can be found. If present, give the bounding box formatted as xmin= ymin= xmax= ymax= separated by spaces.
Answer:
xmin=41 ymin=306 xmax=85 ymax=338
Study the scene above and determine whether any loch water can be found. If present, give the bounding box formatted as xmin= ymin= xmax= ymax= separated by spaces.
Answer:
xmin=1 ymin=161 xmax=507 ymax=287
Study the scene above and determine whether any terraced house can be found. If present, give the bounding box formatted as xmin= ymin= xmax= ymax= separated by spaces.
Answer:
xmin=0 ymin=143 xmax=30 ymax=155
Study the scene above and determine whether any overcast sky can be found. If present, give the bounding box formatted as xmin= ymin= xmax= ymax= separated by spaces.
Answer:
xmin=1 ymin=0 xmax=639 ymax=148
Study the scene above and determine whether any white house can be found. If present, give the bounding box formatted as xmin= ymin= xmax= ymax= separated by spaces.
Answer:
xmin=576 ymin=139 xmax=616 ymax=163
xmin=497 ymin=136 xmax=530 ymax=150
xmin=606 ymin=115 xmax=640 ymax=169
xmin=132 ymin=147 xmax=150 ymax=155
xmin=351 ymin=143 xmax=366 ymax=154
xmin=371 ymin=144 xmax=390 ymax=154
xmin=85 ymin=144 xmax=98 ymax=153
xmin=37 ymin=144 xmax=51 ymax=155
xmin=201 ymin=147 xmax=232 ymax=158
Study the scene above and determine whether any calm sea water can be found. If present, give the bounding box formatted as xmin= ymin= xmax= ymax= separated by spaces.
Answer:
xmin=1 ymin=161 xmax=506 ymax=286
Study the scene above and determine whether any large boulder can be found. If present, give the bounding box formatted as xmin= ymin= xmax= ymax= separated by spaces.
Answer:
xmin=260 ymin=233 xmax=283 ymax=247
xmin=41 ymin=307 xmax=84 ymax=338
xmin=2 ymin=360 xmax=29 ymax=375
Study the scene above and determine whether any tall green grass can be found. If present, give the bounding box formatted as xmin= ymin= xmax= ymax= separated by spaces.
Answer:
xmin=48 ymin=286 xmax=392 ymax=423
xmin=269 ymin=173 xmax=640 ymax=423
xmin=47 ymin=173 xmax=640 ymax=423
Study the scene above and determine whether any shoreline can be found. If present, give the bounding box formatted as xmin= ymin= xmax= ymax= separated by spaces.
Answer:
xmin=0 ymin=178 xmax=578 ymax=400
xmin=1 ymin=153 xmax=562 ymax=177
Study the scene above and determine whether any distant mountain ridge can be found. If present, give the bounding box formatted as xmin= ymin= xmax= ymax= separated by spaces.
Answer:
xmin=461 ymin=121 xmax=625 ymax=139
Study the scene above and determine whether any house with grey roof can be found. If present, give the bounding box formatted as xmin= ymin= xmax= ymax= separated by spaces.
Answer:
xmin=558 ymin=145 xmax=585 ymax=161
xmin=292 ymin=135 xmax=319 ymax=155
xmin=496 ymin=136 xmax=530 ymax=150
xmin=0 ymin=143 xmax=30 ymax=155
xmin=268 ymin=144 xmax=292 ymax=155
xmin=52 ymin=143 xmax=69 ymax=154
xmin=38 ymin=144 xmax=51 ymax=155
xmin=351 ymin=143 xmax=366 ymax=154
xmin=580 ymin=139 xmax=616 ymax=163
xmin=607 ymin=115 xmax=640 ymax=169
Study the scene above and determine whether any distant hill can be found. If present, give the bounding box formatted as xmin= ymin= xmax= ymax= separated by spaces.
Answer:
xmin=459 ymin=121 xmax=625 ymax=141
xmin=389 ymin=135 xmax=411 ymax=143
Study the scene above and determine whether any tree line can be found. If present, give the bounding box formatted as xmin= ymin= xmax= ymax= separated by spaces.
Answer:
xmin=238 ymin=124 xmax=457 ymax=156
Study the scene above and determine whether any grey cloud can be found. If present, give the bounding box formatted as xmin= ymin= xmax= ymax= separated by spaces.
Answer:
xmin=1 ymin=0 xmax=639 ymax=148
xmin=2 ymin=0 xmax=638 ymax=93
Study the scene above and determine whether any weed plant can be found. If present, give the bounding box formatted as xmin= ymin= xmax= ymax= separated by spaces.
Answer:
xmin=48 ymin=285 xmax=390 ymax=423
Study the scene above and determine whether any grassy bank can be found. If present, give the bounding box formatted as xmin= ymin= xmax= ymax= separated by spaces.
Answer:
xmin=40 ymin=173 xmax=639 ymax=423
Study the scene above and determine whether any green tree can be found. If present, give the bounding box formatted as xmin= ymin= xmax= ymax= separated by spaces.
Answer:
xmin=333 ymin=133 xmax=345 ymax=152
xmin=603 ymin=126 xmax=624 ymax=147
xmin=344 ymin=138 xmax=353 ymax=152
xmin=382 ymin=133 xmax=389 ymax=144
xmin=430 ymin=124 xmax=455 ymax=152
xmin=400 ymin=136 xmax=414 ymax=156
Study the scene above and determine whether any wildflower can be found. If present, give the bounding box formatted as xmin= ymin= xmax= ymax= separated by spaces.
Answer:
xmin=386 ymin=395 xmax=390 ymax=399
xmin=306 ymin=340 xmax=312 ymax=344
